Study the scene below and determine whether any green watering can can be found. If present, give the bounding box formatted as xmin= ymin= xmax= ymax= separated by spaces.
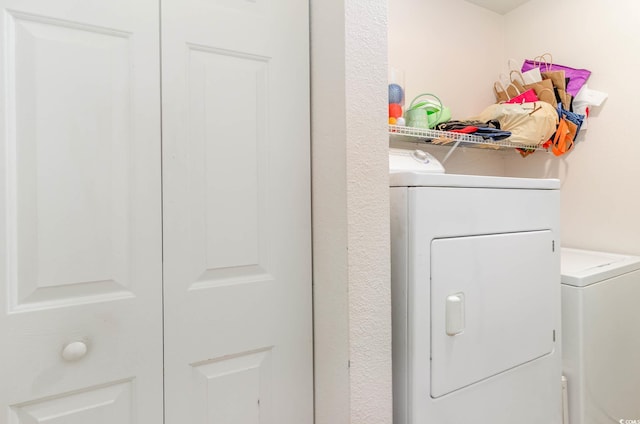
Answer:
xmin=404 ymin=93 xmax=451 ymax=129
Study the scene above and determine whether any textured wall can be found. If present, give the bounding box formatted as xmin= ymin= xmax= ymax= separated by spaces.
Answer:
xmin=345 ymin=0 xmax=392 ymax=423
xmin=311 ymin=0 xmax=392 ymax=423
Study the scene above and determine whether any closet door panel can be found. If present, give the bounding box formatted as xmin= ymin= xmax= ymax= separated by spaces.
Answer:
xmin=161 ymin=0 xmax=313 ymax=422
xmin=0 ymin=1 xmax=162 ymax=422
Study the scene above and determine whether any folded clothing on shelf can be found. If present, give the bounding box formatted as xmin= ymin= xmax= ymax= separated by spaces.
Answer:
xmin=435 ymin=120 xmax=512 ymax=140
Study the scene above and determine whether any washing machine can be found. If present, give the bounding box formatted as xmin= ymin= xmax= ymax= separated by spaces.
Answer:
xmin=561 ymin=248 xmax=640 ymax=424
xmin=390 ymin=148 xmax=563 ymax=424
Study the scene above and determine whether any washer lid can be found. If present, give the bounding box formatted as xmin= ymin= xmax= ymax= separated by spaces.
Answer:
xmin=561 ymin=248 xmax=640 ymax=287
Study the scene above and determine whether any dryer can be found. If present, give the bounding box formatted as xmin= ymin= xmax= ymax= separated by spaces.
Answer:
xmin=390 ymin=148 xmax=563 ymax=424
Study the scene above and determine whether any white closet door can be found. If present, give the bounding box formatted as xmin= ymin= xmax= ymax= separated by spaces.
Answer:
xmin=161 ymin=0 xmax=313 ymax=422
xmin=0 ymin=1 xmax=163 ymax=422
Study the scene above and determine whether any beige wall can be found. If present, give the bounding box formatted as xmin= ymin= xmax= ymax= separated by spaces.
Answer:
xmin=388 ymin=0 xmax=511 ymax=175
xmin=392 ymin=0 xmax=639 ymax=255
xmin=502 ymin=0 xmax=640 ymax=256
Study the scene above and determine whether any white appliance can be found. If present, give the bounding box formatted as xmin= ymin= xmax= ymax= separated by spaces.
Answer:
xmin=560 ymin=248 xmax=640 ymax=424
xmin=390 ymin=148 xmax=562 ymax=424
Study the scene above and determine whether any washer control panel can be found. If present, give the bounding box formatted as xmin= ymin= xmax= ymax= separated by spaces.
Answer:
xmin=389 ymin=148 xmax=445 ymax=174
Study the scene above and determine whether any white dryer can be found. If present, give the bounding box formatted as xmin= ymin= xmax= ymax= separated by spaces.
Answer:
xmin=390 ymin=148 xmax=563 ymax=424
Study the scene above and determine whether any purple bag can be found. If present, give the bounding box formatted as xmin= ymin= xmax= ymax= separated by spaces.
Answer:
xmin=521 ymin=59 xmax=591 ymax=97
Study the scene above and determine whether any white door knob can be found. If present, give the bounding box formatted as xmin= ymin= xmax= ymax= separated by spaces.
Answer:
xmin=61 ymin=341 xmax=88 ymax=361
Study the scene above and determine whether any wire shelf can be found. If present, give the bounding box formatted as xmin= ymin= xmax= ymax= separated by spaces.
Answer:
xmin=388 ymin=125 xmax=547 ymax=151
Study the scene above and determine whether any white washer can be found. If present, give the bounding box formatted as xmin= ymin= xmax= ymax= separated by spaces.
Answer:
xmin=561 ymin=248 xmax=640 ymax=424
xmin=390 ymin=149 xmax=562 ymax=424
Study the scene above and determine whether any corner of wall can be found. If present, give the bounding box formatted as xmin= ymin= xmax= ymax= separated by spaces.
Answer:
xmin=311 ymin=0 xmax=392 ymax=422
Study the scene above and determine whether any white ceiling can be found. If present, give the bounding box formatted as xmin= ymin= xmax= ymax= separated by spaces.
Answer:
xmin=463 ymin=0 xmax=531 ymax=15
